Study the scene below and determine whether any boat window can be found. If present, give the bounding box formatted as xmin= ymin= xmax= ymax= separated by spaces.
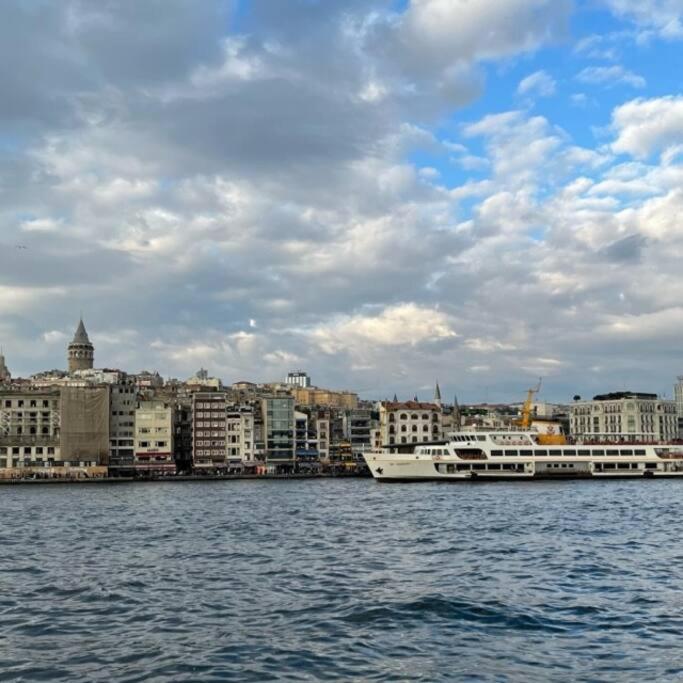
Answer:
xmin=634 ymin=449 xmax=646 ymax=456
xmin=491 ymin=450 xmax=503 ymax=456
xmin=488 ymin=464 xmax=501 ymax=471
xmin=472 ymin=464 xmax=486 ymax=471
xmin=578 ymin=450 xmax=590 ymax=456
xmin=446 ymin=464 xmax=455 ymax=473
xmin=563 ymin=449 xmax=577 ymax=456
xmin=456 ymin=464 xmax=470 ymax=471
xmin=593 ymin=449 xmax=605 ymax=456
xmin=645 ymin=463 xmax=657 ymax=469
xmin=620 ymin=449 xmax=633 ymax=456
xmin=606 ymin=450 xmax=619 ymax=455
xmin=520 ymin=450 xmax=532 ymax=456
xmin=604 ymin=463 xmax=615 ymax=469
xmin=505 ymin=450 xmax=518 ymax=456
xmin=477 ymin=435 xmax=486 ymax=441
xmin=618 ymin=463 xmax=630 ymax=469
xmin=535 ymin=449 xmax=548 ymax=456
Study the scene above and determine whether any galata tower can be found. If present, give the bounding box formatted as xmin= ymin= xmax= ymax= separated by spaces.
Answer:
xmin=67 ymin=318 xmax=94 ymax=373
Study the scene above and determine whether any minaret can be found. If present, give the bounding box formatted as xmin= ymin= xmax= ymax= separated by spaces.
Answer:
xmin=68 ymin=318 xmax=94 ymax=373
xmin=434 ymin=381 xmax=442 ymax=408
xmin=0 ymin=347 xmax=10 ymax=383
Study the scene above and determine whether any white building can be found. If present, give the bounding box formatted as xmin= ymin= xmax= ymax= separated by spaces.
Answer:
xmin=285 ymin=371 xmax=311 ymax=388
xmin=570 ymin=392 xmax=678 ymax=443
xmin=378 ymin=401 xmax=443 ymax=447
xmin=226 ymin=407 xmax=256 ymax=465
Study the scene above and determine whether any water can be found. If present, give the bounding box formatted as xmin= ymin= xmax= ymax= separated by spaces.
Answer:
xmin=1 ymin=479 xmax=683 ymax=682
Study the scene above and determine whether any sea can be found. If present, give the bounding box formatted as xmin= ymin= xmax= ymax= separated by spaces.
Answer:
xmin=1 ymin=478 xmax=683 ymax=682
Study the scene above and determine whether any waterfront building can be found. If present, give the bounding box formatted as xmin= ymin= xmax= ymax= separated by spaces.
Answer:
xmin=286 ymin=371 xmax=311 ymax=388
xmin=315 ymin=410 xmax=330 ymax=462
xmin=108 ymin=377 xmax=137 ymax=473
xmin=570 ymin=392 xmax=678 ymax=443
xmin=378 ymin=400 xmax=443 ymax=446
xmin=0 ymin=389 xmax=61 ymax=470
xmin=342 ymin=408 xmax=373 ymax=450
xmin=134 ymin=400 xmax=174 ymax=474
xmin=67 ymin=318 xmax=94 ymax=373
xmin=173 ymin=398 xmax=193 ymax=472
xmin=191 ymin=392 xmax=229 ymax=472
xmin=226 ymin=406 xmax=256 ymax=467
xmin=261 ymin=395 xmax=295 ymax=469
xmin=0 ymin=349 xmax=11 ymax=384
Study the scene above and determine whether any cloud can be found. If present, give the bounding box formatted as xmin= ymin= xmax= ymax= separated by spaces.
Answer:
xmin=311 ymin=304 xmax=458 ymax=355
xmin=603 ymin=0 xmax=683 ymax=38
xmin=611 ymin=95 xmax=683 ymax=157
xmin=576 ymin=65 xmax=646 ymax=88
xmin=517 ymin=70 xmax=557 ymax=97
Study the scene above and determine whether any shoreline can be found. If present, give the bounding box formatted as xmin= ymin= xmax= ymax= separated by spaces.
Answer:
xmin=0 ymin=473 xmax=370 ymax=486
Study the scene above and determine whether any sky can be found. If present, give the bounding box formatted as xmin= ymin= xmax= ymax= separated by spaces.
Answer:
xmin=1 ymin=0 xmax=683 ymax=403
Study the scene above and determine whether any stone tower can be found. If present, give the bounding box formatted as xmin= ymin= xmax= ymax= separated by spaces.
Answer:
xmin=0 ymin=347 xmax=10 ymax=383
xmin=68 ymin=318 xmax=94 ymax=373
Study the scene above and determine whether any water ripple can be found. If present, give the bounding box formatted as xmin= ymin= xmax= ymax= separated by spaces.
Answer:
xmin=1 ymin=479 xmax=683 ymax=681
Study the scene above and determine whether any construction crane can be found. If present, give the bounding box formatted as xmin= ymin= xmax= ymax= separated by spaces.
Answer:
xmin=516 ymin=377 xmax=566 ymax=445
xmin=518 ymin=378 xmax=542 ymax=430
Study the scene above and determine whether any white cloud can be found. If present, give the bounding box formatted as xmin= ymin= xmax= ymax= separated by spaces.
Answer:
xmin=611 ymin=95 xmax=683 ymax=157
xmin=603 ymin=0 xmax=683 ymax=38
xmin=311 ymin=304 xmax=458 ymax=355
xmin=576 ymin=65 xmax=646 ymax=88
xmin=517 ymin=70 xmax=556 ymax=97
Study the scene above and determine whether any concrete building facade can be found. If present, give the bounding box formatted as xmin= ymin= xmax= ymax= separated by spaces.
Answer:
xmin=134 ymin=400 xmax=174 ymax=474
xmin=378 ymin=401 xmax=444 ymax=447
xmin=570 ymin=392 xmax=678 ymax=442
xmin=192 ymin=392 xmax=228 ymax=472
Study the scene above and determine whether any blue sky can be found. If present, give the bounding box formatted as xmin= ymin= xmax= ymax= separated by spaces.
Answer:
xmin=0 ymin=0 xmax=682 ymax=403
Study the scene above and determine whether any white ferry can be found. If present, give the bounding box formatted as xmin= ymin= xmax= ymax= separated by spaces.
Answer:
xmin=363 ymin=431 xmax=683 ymax=482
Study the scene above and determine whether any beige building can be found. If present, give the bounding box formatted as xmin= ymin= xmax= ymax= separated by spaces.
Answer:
xmin=378 ymin=401 xmax=443 ymax=447
xmin=134 ymin=400 xmax=174 ymax=473
xmin=570 ymin=392 xmax=678 ymax=443
xmin=0 ymin=386 xmax=108 ymax=478
xmin=292 ymin=387 xmax=358 ymax=409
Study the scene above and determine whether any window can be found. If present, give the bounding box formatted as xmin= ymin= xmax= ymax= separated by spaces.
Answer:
xmin=563 ymin=449 xmax=577 ymax=456
xmin=505 ymin=450 xmax=518 ymax=456
xmin=491 ymin=450 xmax=503 ymax=456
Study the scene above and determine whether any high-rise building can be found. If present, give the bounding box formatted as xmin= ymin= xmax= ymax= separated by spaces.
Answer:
xmin=261 ymin=395 xmax=295 ymax=466
xmin=67 ymin=318 xmax=94 ymax=373
xmin=191 ymin=392 xmax=229 ymax=472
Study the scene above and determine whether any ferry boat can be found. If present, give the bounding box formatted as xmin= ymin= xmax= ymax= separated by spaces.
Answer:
xmin=363 ymin=431 xmax=683 ymax=482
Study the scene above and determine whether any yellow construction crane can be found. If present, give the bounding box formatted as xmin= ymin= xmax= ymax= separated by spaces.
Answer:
xmin=516 ymin=377 xmax=566 ymax=444
xmin=518 ymin=378 xmax=542 ymax=430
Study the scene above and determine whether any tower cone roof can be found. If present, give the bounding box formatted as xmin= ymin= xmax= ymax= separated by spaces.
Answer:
xmin=434 ymin=381 xmax=442 ymax=402
xmin=71 ymin=318 xmax=91 ymax=344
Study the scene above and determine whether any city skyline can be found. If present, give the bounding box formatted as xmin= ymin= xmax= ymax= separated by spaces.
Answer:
xmin=1 ymin=2 xmax=683 ymax=402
